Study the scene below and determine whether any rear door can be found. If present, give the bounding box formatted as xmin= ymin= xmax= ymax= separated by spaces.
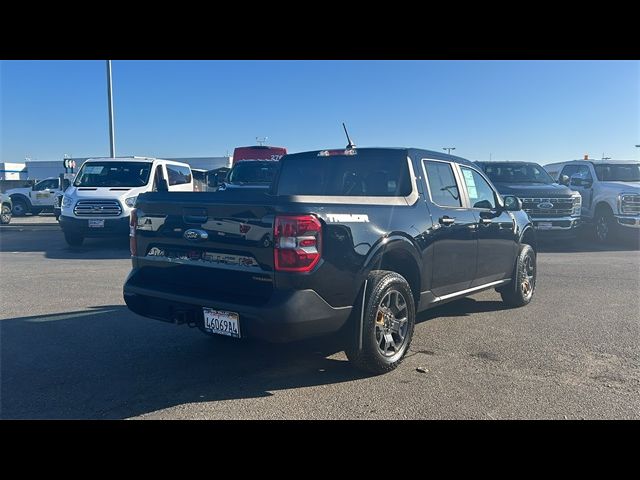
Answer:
xmin=421 ymin=159 xmax=477 ymax=297
xmin=457 ymin=165 xmax=517 ymax=286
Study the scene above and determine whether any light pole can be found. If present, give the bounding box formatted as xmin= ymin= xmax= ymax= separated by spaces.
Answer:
xmin=443 ymin=147 xmax=456 ymax=155
xmin=107 ymin=60 xmax=116 ymax=157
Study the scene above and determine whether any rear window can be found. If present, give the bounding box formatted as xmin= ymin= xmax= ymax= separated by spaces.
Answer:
xmin=277 ymin=152 xmax=412 ymax=196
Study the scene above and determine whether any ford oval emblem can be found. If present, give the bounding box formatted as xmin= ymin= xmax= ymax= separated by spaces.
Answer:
xmin=537 ymin=202 xmax=554 ymax=210
xmin=184 ymin=229 xmax=208 ymax=241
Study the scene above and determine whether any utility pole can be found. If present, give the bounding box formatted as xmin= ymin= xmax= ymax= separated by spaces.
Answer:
xmin=443 ymin=147 xmax=456 ymax=155
xmin=107 ymin=60 xmax=116 ymax=157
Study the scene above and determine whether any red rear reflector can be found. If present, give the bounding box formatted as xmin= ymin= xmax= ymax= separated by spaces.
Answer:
xmin=274 ymin=215 xmax=322 ymax=272
xmin=129 ymin=209 xmax=137 ymax=256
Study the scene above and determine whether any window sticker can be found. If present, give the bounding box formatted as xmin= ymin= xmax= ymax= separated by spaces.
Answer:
xmin=463 ymin=169 xmax=478 ymax=199
xmin=83 ymin=166 xmax=104 ymax=174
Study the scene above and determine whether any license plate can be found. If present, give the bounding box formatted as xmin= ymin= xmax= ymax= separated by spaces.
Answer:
xmin=537 ymin=222 xmax=553 ymax=230
xmin=88 ymin=219 xmax=105 ymax=228
xmin=203 ymin=308 xmax=241 ymax=338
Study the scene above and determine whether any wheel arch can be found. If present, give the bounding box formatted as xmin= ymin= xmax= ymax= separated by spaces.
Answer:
xmin=520 ymin=225 xmax=538 ymax=254
xmin=9 ymin=193 xmax=31 ymax=207
xmin=362 ymin=236 xmax=422 ymax=307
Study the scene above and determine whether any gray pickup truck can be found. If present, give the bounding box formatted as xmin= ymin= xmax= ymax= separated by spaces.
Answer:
xmin=545 ymin=159 xmax=640 ymax=243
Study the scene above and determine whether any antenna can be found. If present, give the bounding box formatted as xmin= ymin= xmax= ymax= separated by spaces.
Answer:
xmin=256 ymin=136 xmax=268 ymax=146
xmin=343 ymin=123 xmax=355 ymax=149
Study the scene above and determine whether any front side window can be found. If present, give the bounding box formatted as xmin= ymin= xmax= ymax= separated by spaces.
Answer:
xmin=423 ymin=161 xmax=461 ymax=207
xmin=166 ymin=164 xmax=192 ymax=186
xmin=74 ymin=162 xmax=152 ymax=187
xmin=561 ymin=164 xmax=593 ymax=181
xmin=33 ymin=179 xmax=59 ymax=191
xmin=460 ymin=167 xmax=497 ymax=209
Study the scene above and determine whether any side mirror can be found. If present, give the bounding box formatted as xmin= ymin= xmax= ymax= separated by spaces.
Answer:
xmin=502 ymin=195 xmax=522 ymax=211
xmin=559 ymin=174 xmax=570 ymax=186
xmin=570 ymin=175 xmax=592 ymax=188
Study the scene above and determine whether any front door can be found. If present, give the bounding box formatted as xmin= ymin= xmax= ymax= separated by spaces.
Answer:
xmin=29 ymin=178 xmax=60 ymax=206
xmin=458 ymin=165 xmax=518 ymax=285
xmin=422 ymin=159 xmax=477 ymax=297
xmin=561 ymin=164 xmax=594 ymax=215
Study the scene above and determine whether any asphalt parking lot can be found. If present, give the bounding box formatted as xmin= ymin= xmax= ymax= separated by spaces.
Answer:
xmin=1 ymin=215 xmax=639 ymax=419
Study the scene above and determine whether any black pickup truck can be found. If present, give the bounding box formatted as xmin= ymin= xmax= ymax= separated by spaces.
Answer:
xmin=476 ymin=161 xmax=582 ymax=238
xmin=124 ymin=147 xmax=537 ymax=374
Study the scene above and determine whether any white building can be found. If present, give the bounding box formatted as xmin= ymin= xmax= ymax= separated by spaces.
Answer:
xmin=0 ymin=162 xmax=28 ymax=180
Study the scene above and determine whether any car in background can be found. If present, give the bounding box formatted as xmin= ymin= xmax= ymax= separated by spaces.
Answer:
xmin=60 ymin=156 xmax=193 ymax=246
xmin=545 ymin=159 xmax=640 ymax=243
xmin=1 ymin=193 xmax=12 ymax=224
xmin=218 ymin=144 xmax=287 ymax=191
xmin=5 ymin=177 xmax=64 ymax=217
xmin=476 ymin=161 xmax=582 ymax=238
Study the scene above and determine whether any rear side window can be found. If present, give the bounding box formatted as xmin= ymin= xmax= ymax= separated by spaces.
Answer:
xmin=277 ymin=153 xmax=412 ymax=196
xmin=423 ymin=161 xmax=461 ymax=207
xmin=166 ymin=164 xmax=192 ymax=186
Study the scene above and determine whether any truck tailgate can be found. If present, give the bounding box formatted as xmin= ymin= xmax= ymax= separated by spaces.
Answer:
xmin=129 ymin=191 xmax=277 ymax=305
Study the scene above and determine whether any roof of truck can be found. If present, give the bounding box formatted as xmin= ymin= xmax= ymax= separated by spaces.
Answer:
xmin=284 ymin=147 xmax=477 ymax=167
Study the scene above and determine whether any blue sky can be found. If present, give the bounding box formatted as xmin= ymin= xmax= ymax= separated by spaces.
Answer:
xmin=1 ymin=60 xmax=638 ymax=164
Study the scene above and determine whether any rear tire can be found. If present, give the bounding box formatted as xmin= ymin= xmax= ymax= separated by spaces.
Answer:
xmin=64 ymin=231 xmax=84 ymax=247
xmin=345 ymin=270 xmax=416 ymax=375
xmin=11 ymin=198 xmax=29 ymax=217
xmin=501 ymin=244 xmax=536 ymax=307
xmin=0 ymin=205 xmax=11 ymax=224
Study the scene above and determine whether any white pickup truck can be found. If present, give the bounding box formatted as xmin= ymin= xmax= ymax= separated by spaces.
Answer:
xmin=545 ymin=159 xmax=640 ymax=243
xmin=60 ymin=156 xmax=193 ymax=246
xmin=5 ymin=177 xmax=64 ymax=216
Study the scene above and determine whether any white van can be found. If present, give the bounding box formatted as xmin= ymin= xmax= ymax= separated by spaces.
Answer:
xmin=60 ymin=156 xmax=193 ymax=246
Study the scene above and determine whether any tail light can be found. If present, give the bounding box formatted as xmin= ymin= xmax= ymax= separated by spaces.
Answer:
xmin=130 ymin=209 xmax=137 ymax=256
xmin=239 ymin=224 xmax=251 ymax=234
xmin=274 ymin=215 xmax=322 ymax=272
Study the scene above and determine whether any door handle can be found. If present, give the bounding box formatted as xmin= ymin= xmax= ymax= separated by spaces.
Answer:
xmin=439 ymin=216 xmax=455 ymax=226
xmin=479 ymin=217 xmax=492 ymax=225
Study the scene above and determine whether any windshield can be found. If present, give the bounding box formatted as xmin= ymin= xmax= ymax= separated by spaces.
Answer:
xmin=482 ymin=163 xmax=554 ymax=184
xmin=594 ymin=164 xmax=640 ymax=182
xmin=73 ymin=162 xmax=152 ymax=187
xmin=227 ymin=161 xmax=279 ymax=185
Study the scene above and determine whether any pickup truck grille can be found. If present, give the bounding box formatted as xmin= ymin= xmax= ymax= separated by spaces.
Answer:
xmin=74 ymin=200 xmax=122 ymax=216
xmin=521 ymin=197 xmax=575 ymax=217
xmin=620 ymin=194 xmax=640 ymax=214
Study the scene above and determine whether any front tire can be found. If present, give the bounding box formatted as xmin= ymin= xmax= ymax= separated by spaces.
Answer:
xmin=501 ymin=244 xmax=536 ymax=307
xmin=1 ymin=204 xmax=12 ymax=224
xmin=11 ymin=198 xmax=29 ymax=217
xmin=64 ymin=231 xmax=84 ymax=247
xmin=345 ymin=270 xmax=416 ymax=375
xmin=594 ymin=206 xmax=616 ymax=243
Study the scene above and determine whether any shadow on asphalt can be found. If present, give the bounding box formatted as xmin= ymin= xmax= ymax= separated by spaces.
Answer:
xmin=417 ymin=297 xmax=510 ymax=324
xmin=1 ymin=295 xmax=511 ymax=419
xmin=0 ymin=228 xmax=131 ymax=260
xmin=0 ymin=306 xmax=370 ymax=419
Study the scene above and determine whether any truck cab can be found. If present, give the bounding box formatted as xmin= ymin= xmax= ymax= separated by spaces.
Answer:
xmin=6 ymin=177 xmax=64 ymax=216
xmin=476 ymin=161 xmax=582 ymax=238
xmin=60 ymin=156 xmax=193 ymax=246
xmin=545 ymin=159 xmax=640 ymax=243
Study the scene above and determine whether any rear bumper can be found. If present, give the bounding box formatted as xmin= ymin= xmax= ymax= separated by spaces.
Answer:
xmin=60 ymin=215 xmax=130 ymax=237
xmin=123 ymin=273 xmax=352 ymax=343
